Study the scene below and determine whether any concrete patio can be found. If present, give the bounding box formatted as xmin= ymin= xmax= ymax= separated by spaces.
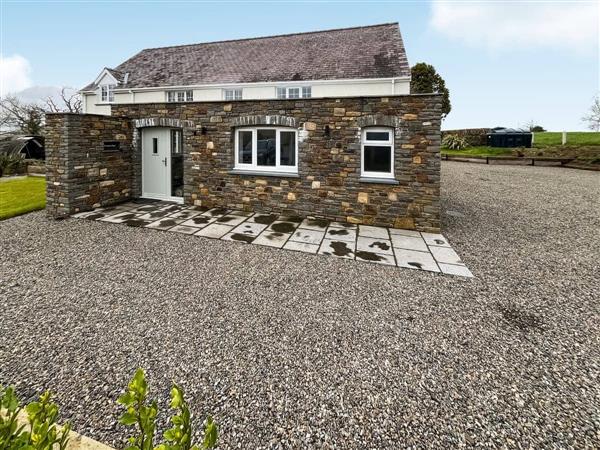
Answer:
xmin=71 ymin=201 xmax=473 ymax=277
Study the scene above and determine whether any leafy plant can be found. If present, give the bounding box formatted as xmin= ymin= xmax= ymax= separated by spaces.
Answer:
xmin=0 ymin=154 xmax=27 ymax=177
xmin=442 ymin=134 xmax=469 ymax=150
xmin=0 ymin=385 xmax=70 ymax=450
xmin=410 ymin=62 xmax=451 ymax=119
xmin=118 ymin=369 xmax=217 ymax=450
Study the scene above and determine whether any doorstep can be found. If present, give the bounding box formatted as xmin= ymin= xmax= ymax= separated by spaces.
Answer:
xmin=71 ymin=200 xmax=473 ymax=278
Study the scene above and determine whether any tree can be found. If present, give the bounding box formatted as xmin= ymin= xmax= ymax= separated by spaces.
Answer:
xmin=410 ymin=63 xmax=451 ymax=119
xmin=44 ymin=87 xmax=82 ymax=114
xmin=523 ymin=120 xmax=545 ymax=132
xmin=0 ymin=95 xmax=45 ymax=135
xmin=0 ymin=88 xmax=81 ymax=135
xmin=582 ymin=95 xmax=600 ymax=131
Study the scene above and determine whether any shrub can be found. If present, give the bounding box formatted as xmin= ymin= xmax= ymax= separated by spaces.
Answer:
xmin=118 ymin=368 xmax=217 ymax=450
xmin=0 ymin=386 xmax=71 ymax=450
xmin=1 ymin=370 xmax=218 ymax=450
xmin=442 ymin=134 xmax=469 ymax=150
xmin=0 ymin=154 xmax=27 ymax=177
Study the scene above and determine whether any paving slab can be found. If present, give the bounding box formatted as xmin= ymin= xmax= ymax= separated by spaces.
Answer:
xmin=283 ymin=240 xmax=320 ymax=254
xmin=358 ymin=225 xmax=389 ymax=239
xmin=231 ymin=222 xmax=268 ymax=236
xmin=195 ymin=223 xmax=234 ymax=238
xmin=356 ymin=236 xmax=394 ymax=255
xmin=429 ymin=246 xmax=463 ymax=265
xmin=289 ymin=229 xmax=325 ymax=245
xmin=390 ymin=234 xmax=429 ymax=252
xmin=168 ymin=224 xmax=200 ymax=234
xmin=324 ymin=227 xmax=357 ymax=242
xmin=395 ymin=249 xmax=440 ymax=272
xmin=298 ymin=218 xmax=330 ymax=231
xmin=252 ymin=231 xmax=291 ymax=248
xmin=421 ymin=232 xmax=451 ymax=248
xmin=355 ymin=251 xmax=396 ymax=266
xmin=438 ymin=263 xmax=473 ymax=277
xmin=319 ymin=239 xmax=355 ymax=259
xmin=145 ymin=218 xmax=184 ymax=230
xmin=180 ymin=216 xmax=217 ymax=228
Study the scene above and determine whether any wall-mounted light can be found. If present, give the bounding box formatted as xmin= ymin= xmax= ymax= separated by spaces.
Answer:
xmin=324 ymin=125 xmax=330 ymax=137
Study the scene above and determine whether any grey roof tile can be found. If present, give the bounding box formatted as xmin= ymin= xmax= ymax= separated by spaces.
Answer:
xmin=82 ymin=23 xmax=409 ymax=91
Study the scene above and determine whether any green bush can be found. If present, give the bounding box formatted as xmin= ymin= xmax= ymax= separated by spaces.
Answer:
xmin=0 ymin=154 xmax=27 ymax=177
xmin=442 ymin=134 xmax=470 ymax=150
xmin=0 ymin=386 xmax=71 ymax=450
xmin=1 ymin=370 xmax=218 ymax=450
xmin=118 ymin=369 xmax=217 ymax=450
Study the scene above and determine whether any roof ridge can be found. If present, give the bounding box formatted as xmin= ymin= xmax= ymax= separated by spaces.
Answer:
xmin=140 ymin=22 xmax=399 ymax=52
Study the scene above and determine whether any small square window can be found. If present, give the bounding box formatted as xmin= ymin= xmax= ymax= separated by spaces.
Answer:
xmin=288 ymin=88 xmax=300 ymax=99
xmin=224 ymin=89 xmax=242 ymax=101
xmin=277 ymin=88 xmax=287 ymax=99
xmin=186 ymin=90 xmax=193 ymax=101
xmin=177 ymin=91 xmax=185 ymax=102
xmin=361 ymin=127 xmax=394 ymax=179
xmin=302 ymin=86 xmax=311 ymax=98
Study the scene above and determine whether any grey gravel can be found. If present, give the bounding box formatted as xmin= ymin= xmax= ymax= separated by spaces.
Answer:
xmin=1 ymin=162 xmax=599 ymax=449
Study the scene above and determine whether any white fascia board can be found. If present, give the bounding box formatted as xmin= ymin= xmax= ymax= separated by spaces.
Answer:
xmin=93 ymin=68 xmax=119 ymax=86
xmin=78 ymin=76 xmax=411 ymax=94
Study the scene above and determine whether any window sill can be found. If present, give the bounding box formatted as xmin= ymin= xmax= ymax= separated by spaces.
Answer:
xmin=359 ymin=177 xmax=399 ymax=185
xmin=229 ymin=169 xmax=299 ymax=178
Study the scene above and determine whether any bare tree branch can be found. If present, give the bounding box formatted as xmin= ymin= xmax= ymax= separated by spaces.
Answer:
xmin=581 ymin=95 xmax=600 ymax=131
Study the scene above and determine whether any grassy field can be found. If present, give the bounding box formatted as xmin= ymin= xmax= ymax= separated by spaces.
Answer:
xmin=0 ymin=176 xmax=46 ymax=220
xmin=441 ymin=146 xmax=512 ymax=157
xmin=533 ymin=132 xmax=600 ymax=147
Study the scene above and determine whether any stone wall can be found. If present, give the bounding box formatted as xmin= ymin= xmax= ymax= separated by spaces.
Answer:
xmin=113 ymin=94 xmax=442 ymax=231
xmin=442 ymin=128 xmax=491 ymax=146
xmin=45 ymin=113 xmax=133 ymax=217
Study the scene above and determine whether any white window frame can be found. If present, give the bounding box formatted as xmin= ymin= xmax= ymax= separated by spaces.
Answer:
xmin=234 ymin=126 xmax=298 ymax=174
xmin=223 ymin=88 xmax=242 ymax=101
xmin=361 ymin=127 xmax=395 ymax=179
xmin=167 ymin=90 xmax=193 ymax=102
xmin=100 ymin=85 xmax=115 ymax=103
xmin=276 ymin=86 xmax=311 ymax=99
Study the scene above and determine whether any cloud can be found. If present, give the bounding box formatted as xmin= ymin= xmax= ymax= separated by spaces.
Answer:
xmin=0 ymin=54 xmax=33 ymax=97
xmin=430 ymin=1 xmax=598 ymax=52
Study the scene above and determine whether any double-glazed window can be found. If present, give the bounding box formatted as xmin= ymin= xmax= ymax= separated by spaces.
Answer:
xmin=235 ymin=127 xmax=297 ymax=173
xmin=223 ymin=88 xmax=242 ymax=101
xmin=276 ymin=86 xmax=311 ymax=99
xmin=167 ymin=90 xmax=193 ymax=102
xmin=361 ymin=127 xmax=394 ymax=179
xmin=100 ymin=85 xmax=114 ymax=103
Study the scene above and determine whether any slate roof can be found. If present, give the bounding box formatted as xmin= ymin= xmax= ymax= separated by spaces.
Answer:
xmin=82 ymin=23 xmax=410 ymax=91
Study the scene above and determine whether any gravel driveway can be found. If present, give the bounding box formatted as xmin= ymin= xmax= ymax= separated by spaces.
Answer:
xmin=1 ymin=162 xmax=598 ymax=448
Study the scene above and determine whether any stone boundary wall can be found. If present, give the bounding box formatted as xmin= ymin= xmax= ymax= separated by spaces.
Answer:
xmin=45 ymin=113 xmax=133 ymax=217
xmin=114 ymin=94 xmax=441 ymax=231
xmin=442 ymin=128 xmax=491 ymax=146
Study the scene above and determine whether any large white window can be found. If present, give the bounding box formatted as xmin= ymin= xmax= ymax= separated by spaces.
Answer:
xmin=277 ymin=86 xmax=311 ymax=99
xmin=223 ymin=88 xmax=242 ymax=101
xmin=361 ymin=127 xmax=394 ymax=179
xmin=100 ymin=85 xmax=115 ymax=103
xmin=167 ymin=90 xmax=193 ymax=102
xmin=234 ymin=127 xmax=297 ymax=174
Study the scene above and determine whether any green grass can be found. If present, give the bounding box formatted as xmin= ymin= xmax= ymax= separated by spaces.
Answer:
xmin=441 ymin=146 xmax=512 ymax=157
xmin=533 ymin=132 xmax=600 ymax=147
xmin=0 ymin=176 xmax=46 ymax=220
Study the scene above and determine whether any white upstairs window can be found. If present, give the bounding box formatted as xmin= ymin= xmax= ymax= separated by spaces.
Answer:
xmin=167 ymin=90 xmax=193 ymax=102
xmin=224 ymin=89 xmax=242 ymax=101
xmin=100 ymin=85 xmax=115 ymax=103
xmin=276 ymin=86 xmax=311 ymax=99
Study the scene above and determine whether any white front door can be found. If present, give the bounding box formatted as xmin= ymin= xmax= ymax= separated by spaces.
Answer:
xmin=142 ymin=128 xmax=180 ymax=202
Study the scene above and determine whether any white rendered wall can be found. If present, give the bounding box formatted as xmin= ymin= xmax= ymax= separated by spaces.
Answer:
xmin=82 ymin=79 xmax=411 ymax=115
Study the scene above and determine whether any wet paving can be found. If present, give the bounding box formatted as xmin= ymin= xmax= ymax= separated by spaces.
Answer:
xmin=71 ymin=200 xmax=473 ymax=277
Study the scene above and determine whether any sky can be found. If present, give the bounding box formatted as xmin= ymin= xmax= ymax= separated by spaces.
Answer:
xmin=1 ymin=0 xmax=598 ymax=131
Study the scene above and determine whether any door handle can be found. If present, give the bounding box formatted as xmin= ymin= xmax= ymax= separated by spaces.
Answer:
xmin=162 ymin=158 xmax=167 ymax=166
